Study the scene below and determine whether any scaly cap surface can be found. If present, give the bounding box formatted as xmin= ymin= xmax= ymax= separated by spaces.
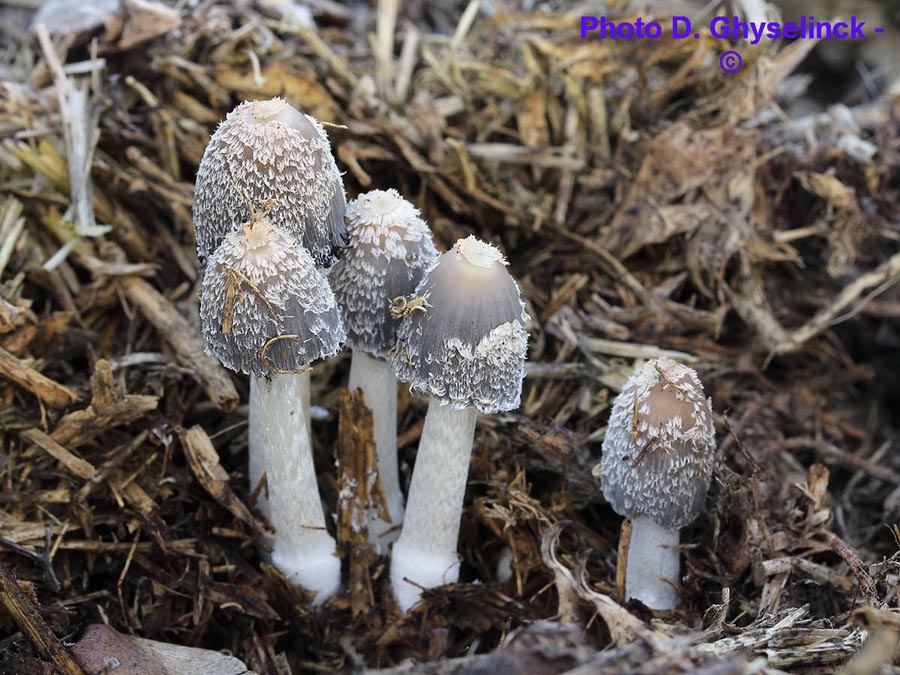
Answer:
xmin=329 ymin=189 xmax=438 ymax=358
xmin=193 ymin=98 xmax=347 ymax=268
xmin=599 ymin=358 xmax=716 ymax=530
xmin=393 ymin=235 xmax=528 ymax=414
xmin=200 ymin=218 xmax=345 ymax=376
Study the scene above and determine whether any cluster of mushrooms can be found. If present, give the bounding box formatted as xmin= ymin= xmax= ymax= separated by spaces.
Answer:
xmin=191 ymin=97 xmax=717 ymax=614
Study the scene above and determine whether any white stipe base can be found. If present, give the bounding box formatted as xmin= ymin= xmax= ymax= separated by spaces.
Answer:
xmin=252 ymin=373 xmax=340 ymax=604
xmin=390 ymin=400 xmax=478 ymax=612
xmin=272 ymin=544 xmax=341 ymax=603
xmin=625 ymin=516 xmax=680 ymax=610
xmin=349 ymin=351 xmax=404 ymax=551
xmin=390 ymin=541 xmax=460 ymax=613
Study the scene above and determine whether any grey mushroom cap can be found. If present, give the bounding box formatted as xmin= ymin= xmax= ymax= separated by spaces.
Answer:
xmin=599 ymin=358 xmax=716 ymax=530
xmin=193 ymin=97 xmax=347 ymax=268
xmin=200 ymin=218 xmax=345 ymax=377
xmin=329 ymin=189 xmax=438 ymax=359
xmin=393 ymin=236 xmax=529 ymax=414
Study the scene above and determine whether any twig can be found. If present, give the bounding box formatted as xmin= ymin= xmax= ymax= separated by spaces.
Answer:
xmin=827 ymin=533 xmax=877 ymax=602
xmin=577 ymin=337 xmax=698 ymax=363
xmin=0 ymin=198 xmax=25 ymax=277
xmin=179 ymin=426 xmax=270 ymax=534
xmin=374 ymin=0 xmax=399 ymax=100
xmin=34 ymin=23 xmax=107 ymax=238
xmin=292 ymin=24 xmax=359 ymax=90
xmin=0 ymin=528 xmax=61 ymax=592
xmin=772 ymin=251 xmax=900 ymax=356
xmin=0 ymin=559 xmax=86 ymax=675
xmin=120 ymin=276 xmax=238 ymax=412
xmin=394 ymin=22 xmax=420 ymax=102
xmin=761 ymin=98 xmax=898 ymax=145
xmin=780 ymin=437 xmax=900 ymax=485
xmin=0 ymin=346 xmax=77 ymax=409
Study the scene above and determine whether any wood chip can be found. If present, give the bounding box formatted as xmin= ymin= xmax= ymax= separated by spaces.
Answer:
xmin=0 ymin=345 xmax=76 ymax=409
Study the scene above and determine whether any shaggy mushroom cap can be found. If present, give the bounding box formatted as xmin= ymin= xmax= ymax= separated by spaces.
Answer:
xmin=200 ymin=217 xmax=345 ymax=376
xmin=329 ymin=189 xmax=438 ymax=358
xmin=393 ymin=235 xmax=528 ymax=414
xmin=193 ymin=97 xmax=347 ymax=268
xmin=600 ymin=358 xmax=715 ymax=530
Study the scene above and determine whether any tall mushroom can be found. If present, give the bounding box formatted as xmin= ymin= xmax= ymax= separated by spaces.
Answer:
xmin=193 ymin=97 xmax=347 ymax=267
xmin=200 ymin=215 xmax=345 ymax=602
xmin=329 ymin=189 xmax=438 ymax=549
xmin=389 ymin=235 xmax=529 ymax=612
xmin=193 ymin=97 xmax=347 ymax=515
xmin=599 ymin=357 xmax=715 ymax=610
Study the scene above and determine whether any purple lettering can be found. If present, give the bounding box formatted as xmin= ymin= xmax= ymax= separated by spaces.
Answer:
xmin=708 ymin=16 xmax=729 ymax=38
xmin=672 ymin=16 xmax=692 ymax=38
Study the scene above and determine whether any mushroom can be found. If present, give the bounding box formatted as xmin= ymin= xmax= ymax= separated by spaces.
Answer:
xmin=193 ymin=97 xmax=346 ymax=519
xmin=599 ymin=357 xmax=715 ymax=610
xmin=193 ymin=97 xmax=347 ymax=268
xmin=200 ymin=215 xmax=345 ymax=602
xmin=329 ymin=189 xmax=438 ymax=549
xmin=389 ymin=235 xmax=529 ymax=611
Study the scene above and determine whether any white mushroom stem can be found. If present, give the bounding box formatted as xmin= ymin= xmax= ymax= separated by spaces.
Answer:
xmin=390 ymin=399 xmax=478 ymax=612
xmin=248 ymin=376 xmax=268 ymax=514
xmin=249 ymin=369 xmax=312 ymax=520
xmin=348 ymin=351 xmax=404 ymax=550
xmin=251 ymin=373 xmax=340 ymax=604
xmin=298 ymin=368 xmax=312 ymax=440
xmin=625 ymin=516 xmax=680 ymax=610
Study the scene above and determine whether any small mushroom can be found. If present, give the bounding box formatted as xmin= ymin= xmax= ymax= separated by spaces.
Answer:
xmin=193 ymin=97 xmax=347 ymax=269
xmin=200 ymin=216 xmax=345 ymax=602
xmin=599 ymin=357 xmax=715 ymax=610
xmin=390 ymin=235 xmax=529 ymax=611
xmin=329 ymin=189 xmax=438 ymax=549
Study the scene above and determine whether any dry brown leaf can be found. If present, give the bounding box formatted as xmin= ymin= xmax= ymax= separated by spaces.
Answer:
xmin=599 ymin=122 xmax=733 ymax=258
